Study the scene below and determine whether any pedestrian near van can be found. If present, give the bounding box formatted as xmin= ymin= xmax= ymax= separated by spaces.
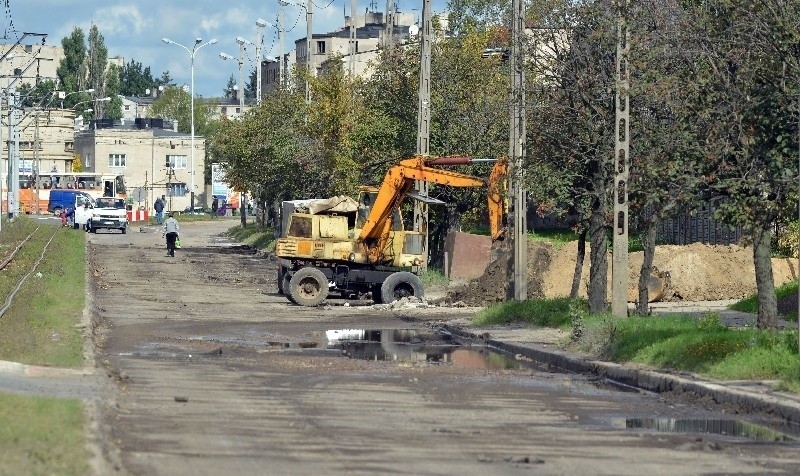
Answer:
xmin=211 ymin=197 xmax=219 ymax=219
xmin=163 ymin=213 xmax=180 ymax=257
xmin=154 ymin=196 xmax=165 ymax=224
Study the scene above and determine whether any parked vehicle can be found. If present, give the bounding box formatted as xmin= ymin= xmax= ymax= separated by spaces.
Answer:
xmin=87 ymin=197 xmax=128 ymax=234
xmin=275 ymin=155 xmax=508 ymax=306
xmin=48 ymin=190 xmax=95 ymax=216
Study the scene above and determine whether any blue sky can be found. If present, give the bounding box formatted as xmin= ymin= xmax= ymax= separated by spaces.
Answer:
xmin=5 ymin=0 xmax=447 ymax=98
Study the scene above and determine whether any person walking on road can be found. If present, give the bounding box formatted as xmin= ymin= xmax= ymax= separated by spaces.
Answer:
xmin=162 ymin=213 xmax=180 ymax=257
xmin=211 ymin=197 xmax=219 ymax=219
xmin=154 ymin=196 xmax=165 ymax=224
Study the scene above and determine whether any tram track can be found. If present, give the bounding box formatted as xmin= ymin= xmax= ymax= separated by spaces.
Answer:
xmin=0 ymin=226 xmax=60 ymax=318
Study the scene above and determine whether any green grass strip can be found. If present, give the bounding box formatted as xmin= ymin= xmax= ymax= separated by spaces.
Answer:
xmin=0 ymin=392 xmax=89 ymax=475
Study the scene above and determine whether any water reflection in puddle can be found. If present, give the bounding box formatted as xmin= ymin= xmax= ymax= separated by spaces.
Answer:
xmin=325 ymin=328 xmax=537 ymax=371
xmin=626 ymin=418 xmax=798 ymax=442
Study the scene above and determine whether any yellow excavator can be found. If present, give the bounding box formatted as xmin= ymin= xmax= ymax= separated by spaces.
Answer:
xmin=275 ymin=155 xmax=508 ymax=306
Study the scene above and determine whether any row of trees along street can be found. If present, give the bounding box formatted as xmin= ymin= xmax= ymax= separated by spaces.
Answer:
xmin=15 ymin=1 xmax=800 ymax=330
xmin=212 ymin=0 xmax=800 ymax=330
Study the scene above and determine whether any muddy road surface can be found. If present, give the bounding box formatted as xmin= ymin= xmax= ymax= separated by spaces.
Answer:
xmin=87 ymin=221 xmax=800 ymax=475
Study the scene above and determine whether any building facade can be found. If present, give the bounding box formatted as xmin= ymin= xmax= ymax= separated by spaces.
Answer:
xmin=74 ymin=121 xmax=205 ymax=213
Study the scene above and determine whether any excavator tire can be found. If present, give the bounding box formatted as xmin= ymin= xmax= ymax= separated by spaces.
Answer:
xmin=283 ymin=274 xmax=297 ymax=304
xmin=277 ymin=266 xmax=286 ymax=295
xmin=380 ymin=272 xmax=424 ymax=304
xmin=289 ymin=267 xmax=328 ymax=307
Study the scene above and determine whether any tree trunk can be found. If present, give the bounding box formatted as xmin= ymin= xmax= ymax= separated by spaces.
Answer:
xmin=570 ymin=228 xmax=587 ymax=299
xmin=636 ymin=217 xmax=659 ymax=316
xmin=753 ymin=225 xmax=778 ymax=329
xmin=588 ymin=202 xmax=608 ymax=314
xmin=240 ymin=193 xmax=247 ymax=227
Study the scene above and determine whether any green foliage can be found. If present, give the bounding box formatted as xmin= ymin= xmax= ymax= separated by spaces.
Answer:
xmin=419 ymin=268 xmax=449 ymax=288
xmin=527 ymin=229 xmax=579 ymax=248
xmin=56 ymin=27 xmax=87 ymax=99
xmin=731 ymin=280 xmax=798 ymax=317
xmin=776 ymin=221 xmax=800 ymax=258
xmin=472 ymin=298 xmax=582 ymax=327
xmin=225 ymin=223 xmax=276 ymax=251
xmin=570 ymin=313 xmax=800 ymax=385
xmin=104 ymin=64 xmax=123 ymax=120
xmin=150 ymin=86 xmax=214 ymax=136
xmin=120 ymin=59 xmax=156 ymax=96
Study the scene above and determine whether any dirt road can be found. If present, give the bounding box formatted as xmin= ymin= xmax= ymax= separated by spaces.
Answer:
xmin=87 ymin=221 xmax=800 ymax=475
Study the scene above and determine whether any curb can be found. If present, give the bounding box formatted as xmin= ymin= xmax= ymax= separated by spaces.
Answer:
xmin=443 ymin=325 xmax=800 ymax=425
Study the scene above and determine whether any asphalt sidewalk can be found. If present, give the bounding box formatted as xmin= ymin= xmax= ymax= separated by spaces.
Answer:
xmin=446 ymin=300 xmax=800 ymax=426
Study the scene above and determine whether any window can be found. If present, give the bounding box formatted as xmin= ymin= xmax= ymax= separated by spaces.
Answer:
xmin=108 ymin=154 xmax=126 ymax=167
xmin=85 ymin=154 xmax=92 ymax=167
xmin=167 ymin=155 xmax=188 ymax=169
xmin=124 ymin=105 xmax=130 ymax=111
xmin=317 ymin=41 xmax=326 ymax=54
xmin=168 ymin=183 xmax=187 ymax=197
xmin=236 ymin=107 xmax=241 ymax=114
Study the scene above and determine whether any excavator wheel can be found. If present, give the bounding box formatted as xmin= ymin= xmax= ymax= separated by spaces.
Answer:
xmin=277 ymin=266 xmax=286 ymax=295
xmin=283 ymin=273 xmax=297 ymax=304
xmin=288 ymin=267 xmax=329 ymax=307
xmin=380 ymin=272 xmax=424 ymax=304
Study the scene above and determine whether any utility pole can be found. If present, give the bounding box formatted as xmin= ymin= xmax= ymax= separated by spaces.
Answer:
xmin=414 ymin=0 xmax=432 ymax=272
xmin=349 ymin=0 xmax=357 ymax=76
xmin=279 ymin=9 xmax=286 ymax=89
xmin=612 ymin=0 xmax=631 ymax=318
xmin=306 ymin=0 xmax=313 ymax=104
xmin=384 ymin=0 xmax=394 ymax=47
xmin=33 ymin=110 xmax=40 ymax=214
xmin=6 ymin=87 xmax=19 ymax=219
xmin=509 ymin=0 xmax=527 ymax=300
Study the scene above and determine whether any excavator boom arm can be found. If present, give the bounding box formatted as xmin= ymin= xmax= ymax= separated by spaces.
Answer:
xmin=358 ymin=156 xmax=508 ymax=263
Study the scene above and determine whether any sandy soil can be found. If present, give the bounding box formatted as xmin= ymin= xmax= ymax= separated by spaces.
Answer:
xmin=446 ymin=240 xmax=798 ymax=307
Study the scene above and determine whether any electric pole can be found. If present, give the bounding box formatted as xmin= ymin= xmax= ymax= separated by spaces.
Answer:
xmin=414 ymin=0 xmax=432 ymax=272
xmin=509 ymin=0 xmax=527 ymax=300
xmin=349 ymin=0 xmax=357 ymax=76
xmin=612 ymin=0 xmax=631 ymax=318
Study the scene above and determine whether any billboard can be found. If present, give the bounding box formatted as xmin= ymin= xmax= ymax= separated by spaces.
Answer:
xmin=211 ymin=163 xmax=229 ymax=197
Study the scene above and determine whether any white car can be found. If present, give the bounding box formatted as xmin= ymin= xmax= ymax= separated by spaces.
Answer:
xmin=87 ymin=197 xmax=128 ymax=234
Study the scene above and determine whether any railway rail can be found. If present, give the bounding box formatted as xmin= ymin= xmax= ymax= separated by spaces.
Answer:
xmin=0 ymin=226 xmax=60 ymax=318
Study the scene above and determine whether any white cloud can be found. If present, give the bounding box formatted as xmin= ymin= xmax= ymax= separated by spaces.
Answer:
xmin=93 ymin=6 xmax=150 ymax=37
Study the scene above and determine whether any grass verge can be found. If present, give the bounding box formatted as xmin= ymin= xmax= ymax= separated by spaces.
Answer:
xmin=730 ymin=280 xmax=798 ymax=318
xmin=0 ymin=393 xmax=89 ymax=475
xmin=0 ymin=216 xmax=90 ymax=474
xmin=225 ymin=223 xmax=276 ymax=252
xmin=474 ymin=298 xmax=800 ymax=392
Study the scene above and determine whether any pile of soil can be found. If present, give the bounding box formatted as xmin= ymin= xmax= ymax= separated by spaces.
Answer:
xmin=446 ymin=241 xmax=799 ymax=307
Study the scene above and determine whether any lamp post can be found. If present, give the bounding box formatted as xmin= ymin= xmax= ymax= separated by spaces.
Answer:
xmin=255 ymin=18 xmax=269 ymax=105
xmin=162 ymin=37 xmax=218 ymax=212
xmin=219 ymin=51 xmax=243 ymax=109
xmin=59 ymin=88 xmax=95 ymax=109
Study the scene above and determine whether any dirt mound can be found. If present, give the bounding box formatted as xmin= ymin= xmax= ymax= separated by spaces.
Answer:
xmin=445 ymin=242 xmax=552 ymax=306
xmin=447 ymin=240 xmax=799 ymax=305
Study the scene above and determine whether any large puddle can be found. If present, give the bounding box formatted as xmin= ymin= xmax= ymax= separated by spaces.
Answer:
xmin=625 ymin=418 xmax=799 ymax=442
xmin=324 ymin=328 xmax=543 ymax=371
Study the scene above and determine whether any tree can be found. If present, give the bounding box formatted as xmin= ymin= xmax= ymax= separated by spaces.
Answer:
xmin=121 ymin=59 xmax=156 ymax=96
xmin=56 ymin=27 xmax=87 ymax=102
xmin=526 ymin=1 xmax=619 ymax=313
xmin=149 ymin=86 xmax=214 ymax=136
xmin=246 ymin=68 xmax=257 ymax=100
xmin=104 ymin=64 xmax=123 ymax=120
xmin=86 ymin=24 xmax=109 ymax=117
xmin=154 ymin=71 xmax=174 ymax=88
xmin=224 ymin=74 xmax=236 ymax=99
xmin=680 ymin=0 xmax=800 ymax=329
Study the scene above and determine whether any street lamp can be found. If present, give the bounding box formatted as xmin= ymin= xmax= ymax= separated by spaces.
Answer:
xmin=162 ymin=36 xmax=218 ymax=212
xmin=60 ymin=88 xmax=95 ymax=109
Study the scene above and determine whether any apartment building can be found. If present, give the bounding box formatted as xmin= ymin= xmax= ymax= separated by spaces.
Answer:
xmin=74 ymin=119 xmax=205 ymax=213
